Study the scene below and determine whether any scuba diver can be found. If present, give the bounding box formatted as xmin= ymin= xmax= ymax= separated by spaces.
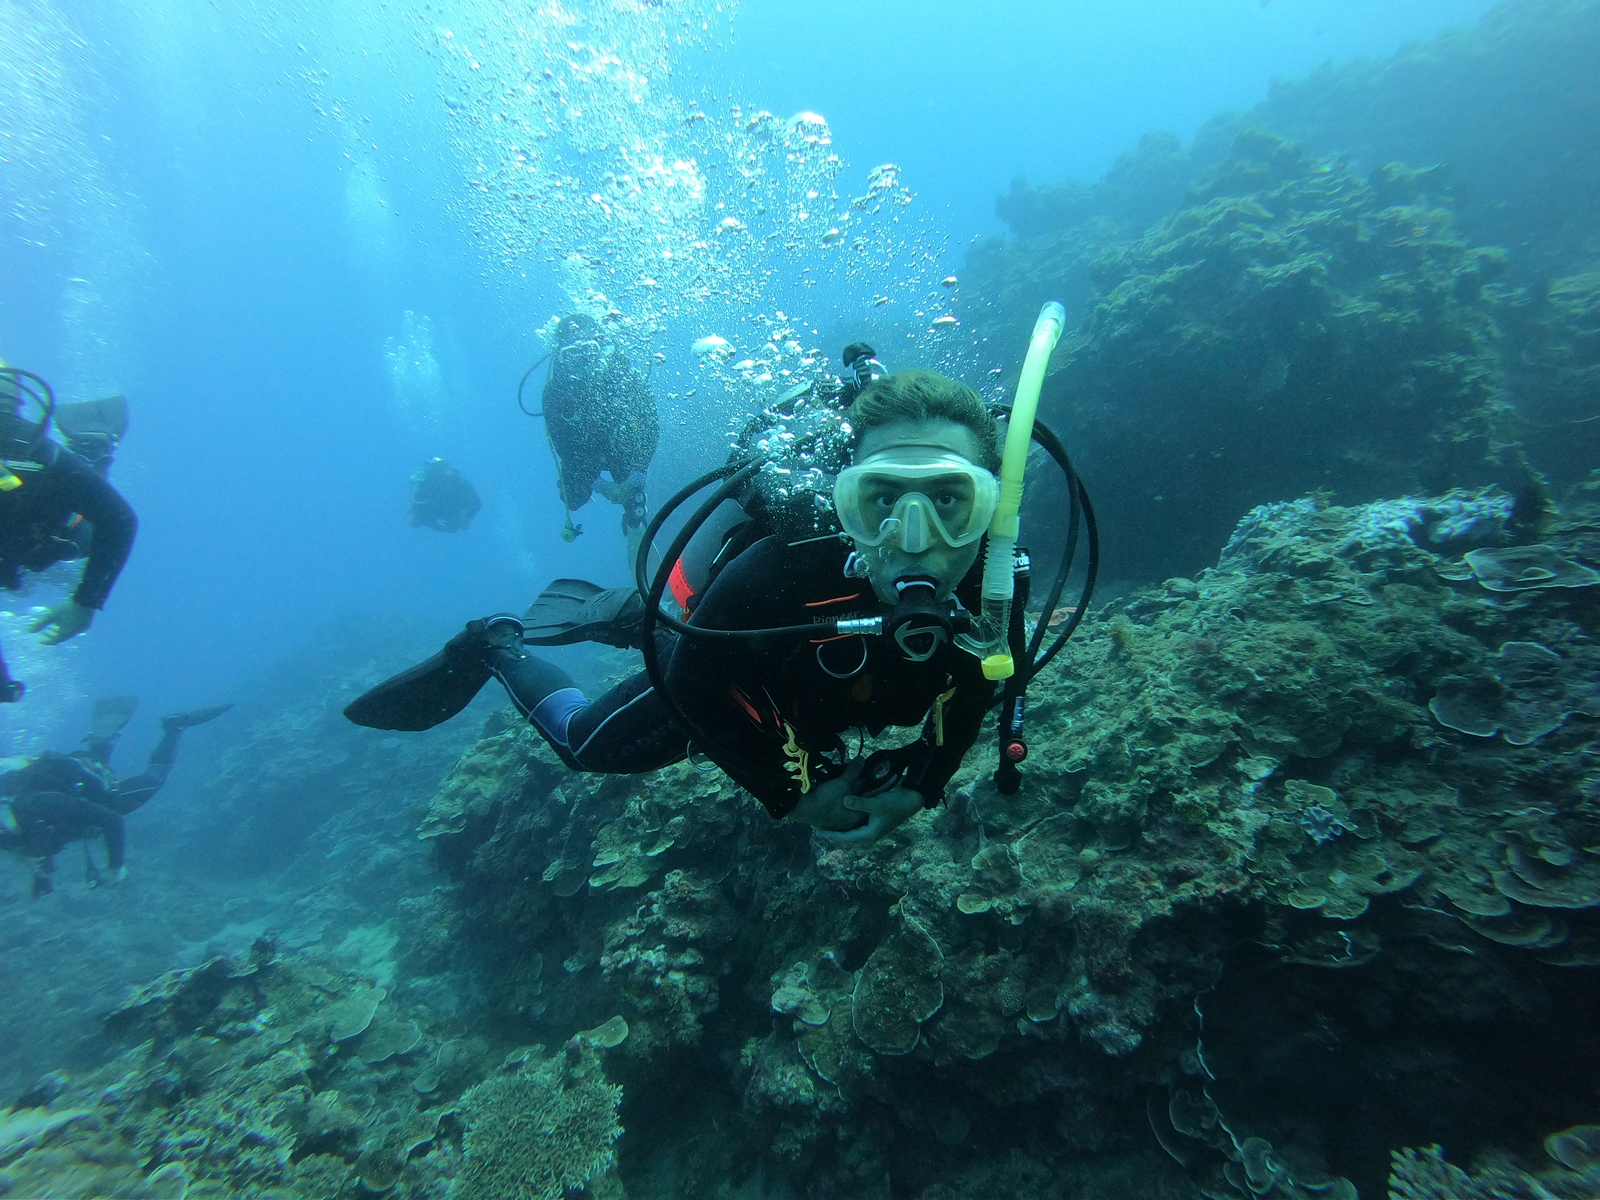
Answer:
xmin=409 ymin=457 xmax=482 ymax=532
xmin=0 ymin=697 xmax=231 ymax=897
xmin=348 ymin=305 xmax=1097 ymax=846
xmin=0 ymin=367 xmax=138 ymax=702
xmin=524 ymin=313 xmax=660 ymax=561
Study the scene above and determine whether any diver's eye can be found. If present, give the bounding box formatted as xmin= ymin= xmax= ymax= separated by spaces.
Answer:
xmin=929 ymin=477 xmax=974 ymax=510
xmin=859 ymin=477 xmax=905 ymax=510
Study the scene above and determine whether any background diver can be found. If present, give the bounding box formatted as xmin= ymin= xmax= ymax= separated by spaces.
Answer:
xmin=0 ymin=697 xmax=231 ymax=898
xmin=409 ymin=457 xmax=482 ymax=533
xmin=0 ymin=366 xmax=138 ymax=702
xmin=350 ymin=369 xmax=1011 ymax=846
xmin=528 ymin=313 xmax=660 ymax=563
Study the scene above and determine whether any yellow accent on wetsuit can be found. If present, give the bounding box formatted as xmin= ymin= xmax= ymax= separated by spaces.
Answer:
xmin=780 ymin=722 xmax=812 ymax=794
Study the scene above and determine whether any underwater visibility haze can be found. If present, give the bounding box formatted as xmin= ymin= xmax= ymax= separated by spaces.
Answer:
xmin=4 ymin=0 xmax=1600 ymax=1197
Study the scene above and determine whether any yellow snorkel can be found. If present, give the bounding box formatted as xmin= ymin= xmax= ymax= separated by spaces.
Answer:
xmin=956 ymin=301 xmax=1067 ymax=679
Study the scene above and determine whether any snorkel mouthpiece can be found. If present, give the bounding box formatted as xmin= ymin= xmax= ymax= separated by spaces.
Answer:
xmin=955 ymin=301 xmax=1066 ymax=679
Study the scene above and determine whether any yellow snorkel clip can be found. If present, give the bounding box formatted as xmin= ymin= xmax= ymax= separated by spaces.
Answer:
xmin=955 ymin=301 xmax=1066 ymax=680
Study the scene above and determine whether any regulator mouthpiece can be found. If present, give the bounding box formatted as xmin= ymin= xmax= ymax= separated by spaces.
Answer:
xmin=886 ymin=580 xmax=968 ymax=663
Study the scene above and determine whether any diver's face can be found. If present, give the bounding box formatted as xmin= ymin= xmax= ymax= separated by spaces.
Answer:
xmin=851 ymin=419 xmax=991 ymax=603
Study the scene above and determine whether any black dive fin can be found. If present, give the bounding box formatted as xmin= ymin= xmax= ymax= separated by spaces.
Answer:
xmin=522 ymin=579 xmax=646 ymax=649
xmin=345 ymin=635 xmax=493 ymax=731
xmin=164 ymin=703 xmax=234 ymax=730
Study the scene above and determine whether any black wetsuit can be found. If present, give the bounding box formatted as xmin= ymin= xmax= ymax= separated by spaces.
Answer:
xmin=542 ymin=343 xmax=658 ymax=528
xmin=496 ymin=536 xmax=995 ymax=818
xmin=0 ymin=440 xmax=137 ymax=692
xmin=411 ymin=463 xmax=482 ymax=532
xmin=0 ymin=726 xmax=178 ymax=895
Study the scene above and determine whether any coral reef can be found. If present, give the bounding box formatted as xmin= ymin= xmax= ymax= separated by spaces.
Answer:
xmin=962 ymin=0 xmax=1600 ymax=583
xmin=1036 ymin=129 xmax=1514 ymax=579
xmin=5 ymin=484 xmax=1597 ymax=1199
xmin=0 ymin=937 xmax=628 ymax=1200
xmin=0 ymin=937 xmax=479 ymax=1198
xmin=1208 ymin=0 xmax=1600 ymax=284
xmin=968 ymin=131 xmax=1199 ymax=341
xmin=413 ymin=484 xmax=1600 ymax=1197
xmin=1387 ymin=1124 xmax=1600 ymax=1199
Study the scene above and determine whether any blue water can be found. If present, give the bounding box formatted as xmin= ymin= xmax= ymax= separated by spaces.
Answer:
xmin=0 ymin=0 xmax=1493 ymax=758
xmin=13 ymin=4 xmax=1569 ymax=1193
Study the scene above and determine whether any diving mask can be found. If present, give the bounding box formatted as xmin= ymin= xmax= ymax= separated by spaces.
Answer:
xmin=833 ymin=448 xmax=998 ymax=553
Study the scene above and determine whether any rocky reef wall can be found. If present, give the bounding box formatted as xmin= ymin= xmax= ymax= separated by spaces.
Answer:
xmin=356 ymin=486 xmax=1600 ymax=1200
xmin=964 ymin=0 xmax=1600 ymax=582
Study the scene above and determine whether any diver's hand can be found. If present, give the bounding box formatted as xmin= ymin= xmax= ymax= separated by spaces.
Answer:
xmin=815 ymin=786 xmax=925 ymax=847
xmin=30 ymin=599 xmax=95 ymax=645
xmin=790 ymin=760 xmax=870 ymax=834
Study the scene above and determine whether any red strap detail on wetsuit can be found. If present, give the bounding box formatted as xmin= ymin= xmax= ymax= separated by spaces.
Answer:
xmin=668 ymin=558 xmax=694 ymax=615
xmin=728 ymin=686 xmax=764 ymax=726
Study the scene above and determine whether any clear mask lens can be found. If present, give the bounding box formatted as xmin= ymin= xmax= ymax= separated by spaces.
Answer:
xmin=834 ymin=450 xmax=997 ymax=551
